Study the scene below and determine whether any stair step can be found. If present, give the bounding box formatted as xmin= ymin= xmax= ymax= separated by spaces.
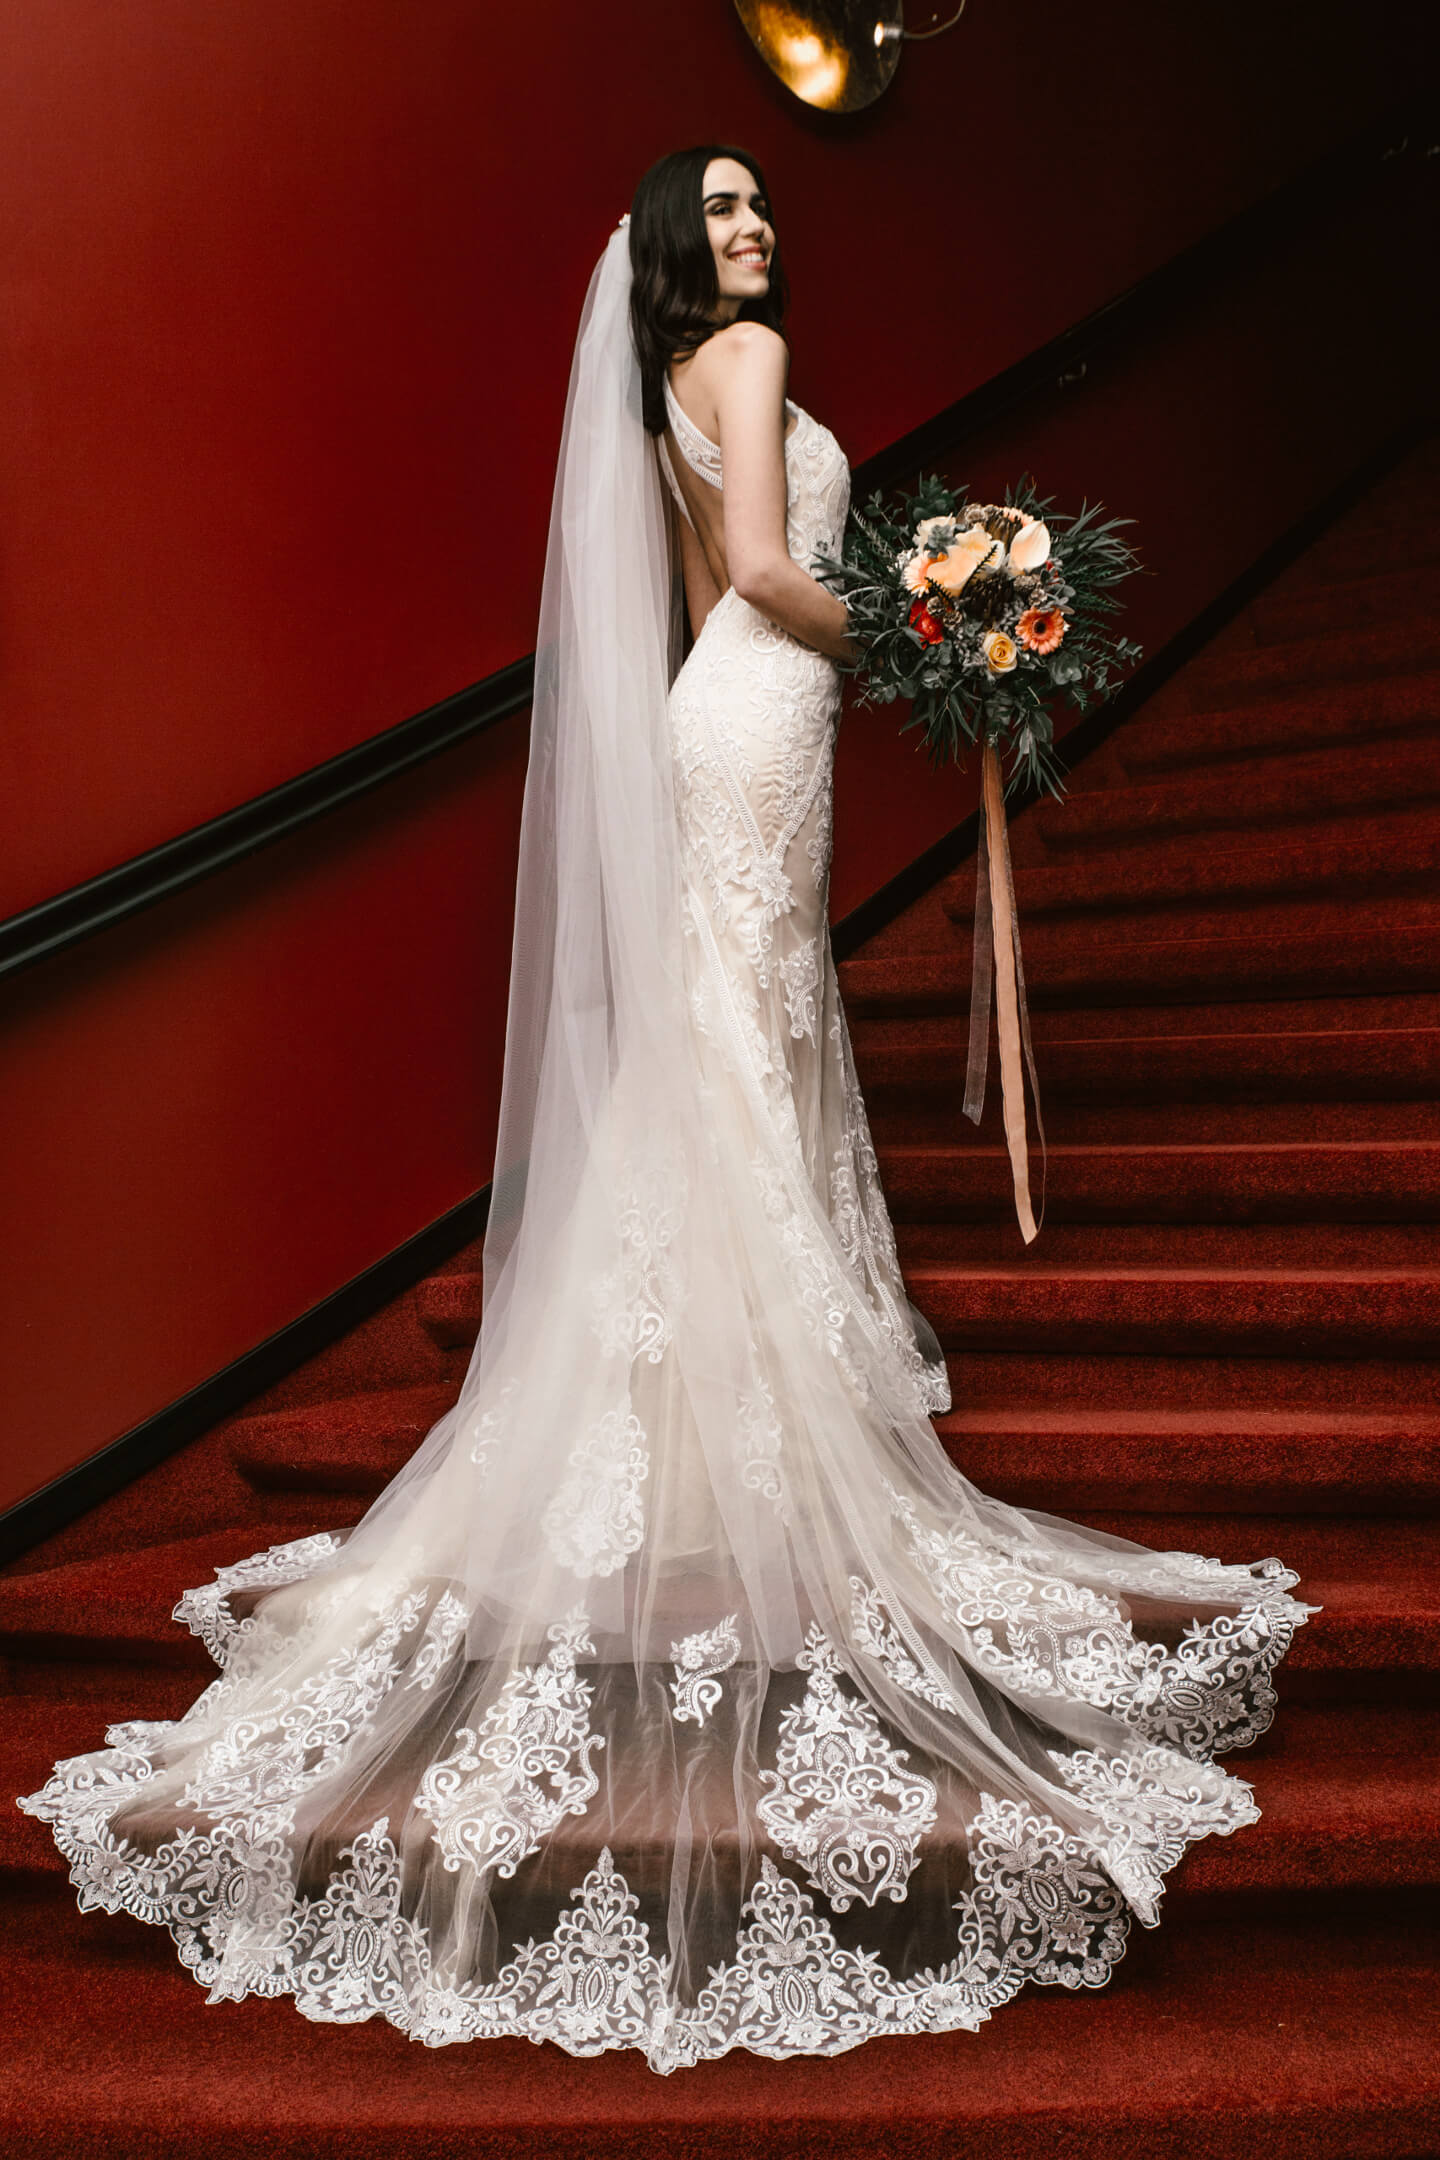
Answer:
xmin=944 ymin=802 xmax=1440 ymax=917
xmin=900 ymin=1223 xmax=1437 ymax=1265
xmin=0 ymin=1527 xmax=331 ymax=1669
xmin=903 ymin=1254 xmax=1440 ymax=1357
xmin=1059 ymin=1513 xmax=1440 ymax=1683
xmin=841 ymin=906 xmax=1440 ymax=1010
xmin=1174 ymin=1704 xmax=1440 ymax=1895
xmin=1116 ymin=671 xmax=1439 ymax=774
xmin=417 ymin=1273 xmax=483 ymax=1351
xmin=4 ymin=1687 xmax=1433 ymax=1905
xmin=941 ymin=1347 xmax=1440 ymax=1418
xmin=5 ymin=1870 xmax=1438 ymax=2160
xmin=876 ymin=1137 xmax=1440 ymax=1222
xmin=1035 ymin=736 xmax=1440 ymax=849
xmin=2 ymin=1510 xmax=1434 ymax=1685
xmin=1175 ymin=624 xmax=1440 ymax=704
xmin=229 ymin=1384 xmax=456 ymax=1492
xmin=936 ymin=1407 xmax=1440 ymax=1514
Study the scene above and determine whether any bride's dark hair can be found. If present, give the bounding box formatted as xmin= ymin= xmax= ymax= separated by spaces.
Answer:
xmin=628 ymin=144 xmax=790 ymax=437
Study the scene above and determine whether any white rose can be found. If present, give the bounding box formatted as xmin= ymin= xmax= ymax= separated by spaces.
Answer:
xmin=915 ymin=514 xmax=957 ymax=550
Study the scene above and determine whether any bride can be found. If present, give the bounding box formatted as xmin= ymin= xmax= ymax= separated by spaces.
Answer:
xmin=20 ymin=145 xmax=1315 ymax=2071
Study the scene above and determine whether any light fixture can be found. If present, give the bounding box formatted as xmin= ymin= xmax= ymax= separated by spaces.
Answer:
xmin=733 ymin=0 xmax=967 ymax=113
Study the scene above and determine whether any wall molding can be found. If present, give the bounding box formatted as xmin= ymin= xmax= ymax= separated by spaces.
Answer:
xmin=1 ymin=415 xmax=1425 ymax=1564
xmin=0 ymin=104 xmax=1419 ymax=986
xmin=0 ymin=1186 xmax=492 ymax=1564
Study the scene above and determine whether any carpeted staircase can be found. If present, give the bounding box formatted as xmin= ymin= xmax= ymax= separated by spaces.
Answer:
xmin=3 ymin=436 xmax=1438 ymax=2157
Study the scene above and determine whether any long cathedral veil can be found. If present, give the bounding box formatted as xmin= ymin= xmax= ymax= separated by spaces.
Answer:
xmin=320 ymin=216 xmax=693 ymax=1571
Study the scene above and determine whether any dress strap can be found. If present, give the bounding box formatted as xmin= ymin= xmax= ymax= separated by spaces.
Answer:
xmin=663 ymin=376 xmax=724 ymax=491
xmin=655 ymin=433 xmax=697 ymax=534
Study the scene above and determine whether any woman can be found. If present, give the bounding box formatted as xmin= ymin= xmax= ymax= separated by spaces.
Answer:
xmin=20 ymin=145 xmax=1313 ymax=2070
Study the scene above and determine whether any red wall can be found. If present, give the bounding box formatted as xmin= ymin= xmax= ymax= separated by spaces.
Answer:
xmin=0 ymin=0 xmax=1430 ymax=1514
xmin=0 ymin=0 xmax=1418 ymax=914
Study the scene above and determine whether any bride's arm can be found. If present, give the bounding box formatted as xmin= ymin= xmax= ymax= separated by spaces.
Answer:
xmin=710 ymin=323 xmax=860 ymax=664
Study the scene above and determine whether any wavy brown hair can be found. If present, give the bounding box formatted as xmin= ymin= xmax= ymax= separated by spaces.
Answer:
xmin=627 ymin=145 xmax=790 ymax=438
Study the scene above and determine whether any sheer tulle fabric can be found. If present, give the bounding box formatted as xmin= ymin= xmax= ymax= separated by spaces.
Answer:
xmin=20 ymin=224 xmax=1314 ymax=2069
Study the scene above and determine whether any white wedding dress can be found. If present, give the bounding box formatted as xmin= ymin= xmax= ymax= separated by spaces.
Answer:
xmin=20 ymin=225 xmax=1314 ymax=2072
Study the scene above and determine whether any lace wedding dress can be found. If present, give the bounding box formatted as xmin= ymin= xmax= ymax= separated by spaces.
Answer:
xmin=20 ymin=222 xmax=1315 ymax=2072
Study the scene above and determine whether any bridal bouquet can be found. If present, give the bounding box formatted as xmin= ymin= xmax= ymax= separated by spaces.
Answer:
xmin=813 ymin=474 xmax=1143 ymax=801
xmin=813 ymin=476 xmax=1142 ymax=1246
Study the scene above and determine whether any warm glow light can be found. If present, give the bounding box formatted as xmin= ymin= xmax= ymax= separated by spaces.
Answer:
xmin=774 ymin=26 xmax=849 ymax=105
xmin=734 ymin=0 xmax=900 ymax=111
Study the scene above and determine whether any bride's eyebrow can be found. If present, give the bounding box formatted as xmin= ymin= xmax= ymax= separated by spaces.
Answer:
xmin=704 ymin=189 xmax=769 ymax=211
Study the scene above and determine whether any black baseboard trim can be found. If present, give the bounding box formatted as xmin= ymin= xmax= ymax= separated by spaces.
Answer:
xmin=0 ymin=1183 xmax=491 ymax=1566
xmin=831 ymin=417 xmax=1430 ymax=962
xmin=0 ymin=104 xmax=1422 ymax=987
xmin=0 ymin=660 xmax=535 ymax=985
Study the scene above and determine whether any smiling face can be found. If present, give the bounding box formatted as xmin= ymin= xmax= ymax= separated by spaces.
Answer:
xmin=701 ymin=155 xmax=775 ymax=324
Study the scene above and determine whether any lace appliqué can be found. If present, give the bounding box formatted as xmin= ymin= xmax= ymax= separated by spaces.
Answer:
xmin=416 ymin=1608 xmax=603 ymax=1881
xmin=404 ymin=1591 xmax=468 ymax=1693
xmin=757 ymin=1625 xmax=938 ymax=1911
xmin=669 ymin=1616 xmax=742 ymax=1726
xmin=542 ymin=1404 xmax=650 ymax=1578
xmin=468 ymin=1377 xmax=519 ymax=1472
xmin=738 ymin=1375 xmax=787 ymax=1516
xmin=173 ymin=1531 xmax=344 ymax=1665
xmin=178 ymin=1585 xmax=428 ymax=1822
xmin=888 ymin=1487 xmax=1309 ymax=1758
xmin=779 ymin=936 xmax=819 ymax=1043
xmin=590 ymin=1162 xmax=688 ymax=1368
xmin=849 ymin=1579 xmax=961 ymax=1713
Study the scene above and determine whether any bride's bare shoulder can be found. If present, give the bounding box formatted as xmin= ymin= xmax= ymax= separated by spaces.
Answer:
xmin=702 ymin=320 xmax=789 ymax=372
xmin=692 ymin=322 xmax=790 ymax=412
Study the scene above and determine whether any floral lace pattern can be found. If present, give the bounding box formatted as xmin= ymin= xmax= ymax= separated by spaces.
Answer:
xmin=669 ymin=1616 xmax=742 ymax=1726
xmin=417 ymin=1608 xmax=603 ymax=1881
xmin=888 ymin=1487 xmax=1308 ymax=1758
xmin=757 ymin=1626 xmax=938 ymax=1911
xmin=542 ymin=1405 xmax=650 ymax=1579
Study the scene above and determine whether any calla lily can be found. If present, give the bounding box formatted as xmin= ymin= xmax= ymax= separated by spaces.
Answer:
xmin=1008 ymin=519 xmax=1051 ymax=574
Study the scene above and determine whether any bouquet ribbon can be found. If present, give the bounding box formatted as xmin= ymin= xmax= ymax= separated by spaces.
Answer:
xmin=963 ymin=739 xmax=1047 ymax=1243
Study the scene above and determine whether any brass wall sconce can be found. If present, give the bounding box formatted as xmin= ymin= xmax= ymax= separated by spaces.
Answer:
xmin=734 ymin=0 xmax=967 ymax=113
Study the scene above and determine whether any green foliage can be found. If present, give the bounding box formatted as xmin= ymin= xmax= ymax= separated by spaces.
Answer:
xmin=813 ymin=472 xmax=1145 ymax=802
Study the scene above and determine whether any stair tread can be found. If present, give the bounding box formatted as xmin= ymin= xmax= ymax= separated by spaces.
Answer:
xmin=4 ymin=1875 xmax=1437 ymax=2155
xmin=8 ymin=430 xmax=1440 ymax=2137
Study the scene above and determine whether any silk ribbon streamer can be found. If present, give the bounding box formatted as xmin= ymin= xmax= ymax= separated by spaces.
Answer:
xmin=962 ymin=738 xmax=1047 ymax=1243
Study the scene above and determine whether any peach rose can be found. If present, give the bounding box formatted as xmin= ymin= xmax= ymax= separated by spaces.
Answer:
xmin=983 ymin=629 xmax=1018 ymax=673
xmin=930 ymin=527 xmax=1000 ymax=595
xmin=1008 ymin=518 xmax=1051 ymax=574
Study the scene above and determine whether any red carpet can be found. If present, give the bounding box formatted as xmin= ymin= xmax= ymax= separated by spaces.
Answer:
xmin=3 ymin=437 xmax=1438 ymax=2154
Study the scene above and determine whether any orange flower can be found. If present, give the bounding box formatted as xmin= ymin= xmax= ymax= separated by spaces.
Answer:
xmin=930 ymin=527 xmax=999 ymax=595
xmin=1016 ymin=605 xmax=1066 ymax=655
xmin=902 ymin=551 xmax=937 ymax=594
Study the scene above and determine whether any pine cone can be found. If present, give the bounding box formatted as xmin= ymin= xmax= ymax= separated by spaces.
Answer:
xmin=982 ymin=506 xmax=1025 ymax=546
xmin=965 ymin=568 xmax=1011 ymax=625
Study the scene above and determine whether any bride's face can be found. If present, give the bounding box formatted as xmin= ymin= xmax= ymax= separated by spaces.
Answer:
xmin=701 ymin=156 xmax=775 ymax=323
